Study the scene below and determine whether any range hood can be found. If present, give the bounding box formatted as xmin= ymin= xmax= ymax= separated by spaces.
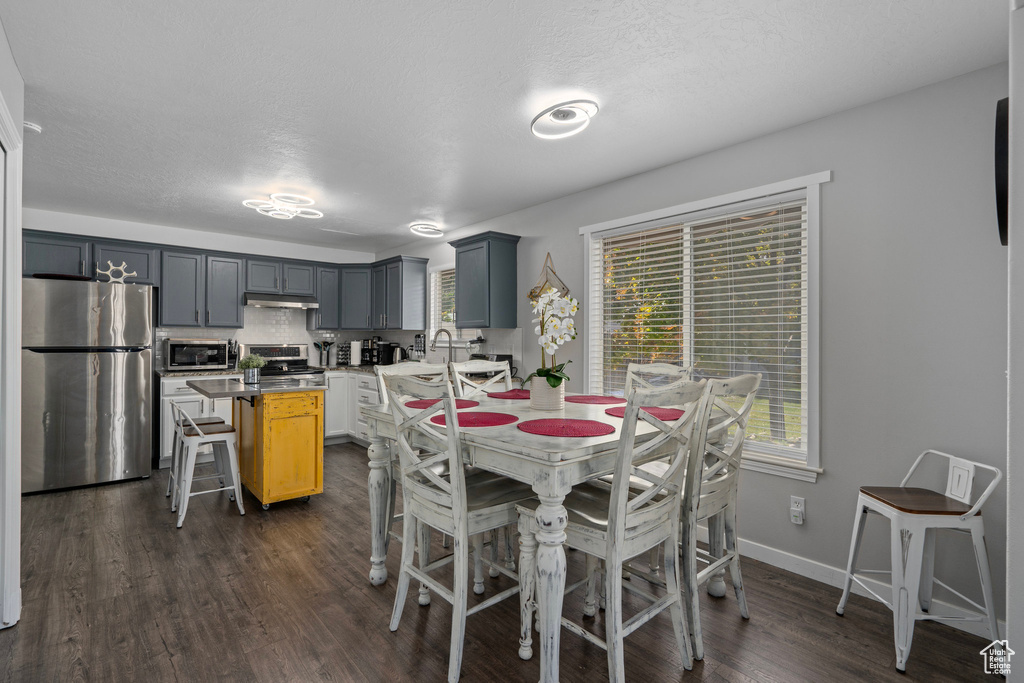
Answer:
xmin=243 ymin=293 xmax=319 ymax=309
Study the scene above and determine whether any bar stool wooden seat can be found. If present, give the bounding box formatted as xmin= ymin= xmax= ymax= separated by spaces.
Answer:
xmin=169 ymin=401 xmax=245 ymax=528
xmin=836 ymin=449 xmax=1002 ymax=672
xmin=165 ymin=414 xmax=225 ymax=503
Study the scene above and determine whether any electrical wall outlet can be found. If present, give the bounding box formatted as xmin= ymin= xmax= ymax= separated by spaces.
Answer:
xmin=790 ymin=496 xmax=805 ymax=525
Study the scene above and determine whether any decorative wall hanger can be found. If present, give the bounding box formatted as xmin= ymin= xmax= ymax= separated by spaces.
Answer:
xmin=529 ymin=252 xmax=570 ymax=302
xmin=95 ymin=261 xmax=137 ymax=284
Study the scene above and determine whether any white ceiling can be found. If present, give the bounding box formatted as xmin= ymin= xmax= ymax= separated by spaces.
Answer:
xmin=0 ymin=1 xmax=1008 ymax=254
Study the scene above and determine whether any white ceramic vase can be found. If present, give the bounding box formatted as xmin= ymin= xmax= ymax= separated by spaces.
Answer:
xmin=530 ymin=376 xmax=565 ymax=411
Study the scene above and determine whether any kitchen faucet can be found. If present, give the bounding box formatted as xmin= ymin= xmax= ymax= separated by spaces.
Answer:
xmin=430 ymin=328 xmax=454 ymax=364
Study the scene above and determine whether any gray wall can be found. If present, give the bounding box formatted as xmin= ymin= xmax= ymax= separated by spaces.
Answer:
xmin=1007 ymin=3 xmax=1022 ymax=666
xmin=381 ymin=63 xmax=1010 ymax=619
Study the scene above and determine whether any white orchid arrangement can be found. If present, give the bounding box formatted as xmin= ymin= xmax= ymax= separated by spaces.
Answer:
xmin=525 ymin=287 xmax=579 ymax=388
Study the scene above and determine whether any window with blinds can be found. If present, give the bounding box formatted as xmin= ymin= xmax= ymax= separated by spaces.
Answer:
xmin=588 ymin=194 xmax=809 ymax=462
xmin=429 ymin=268 xmax=457 ymax=334
xmin=429 ymin=268 xmax=479 ymax=339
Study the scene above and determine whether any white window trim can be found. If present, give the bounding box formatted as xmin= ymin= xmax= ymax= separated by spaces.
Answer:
xmin=580 ymin=171 xmax=829 ymax=482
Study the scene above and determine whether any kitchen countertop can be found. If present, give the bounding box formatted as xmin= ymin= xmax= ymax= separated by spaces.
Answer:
xmin=157 ymin=368 xmax=244 ymax=378
xmin=158 ymin=364 xmax=393 ymax=378
xmin=186 ymin=378 xmax=328 ymax=398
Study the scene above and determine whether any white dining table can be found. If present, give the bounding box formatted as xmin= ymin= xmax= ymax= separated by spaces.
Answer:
xmin=359 ymin=394 xmax=728 ymax=682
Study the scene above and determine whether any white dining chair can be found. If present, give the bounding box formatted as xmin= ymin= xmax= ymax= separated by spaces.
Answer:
xmin=449 ymin=359 xmax=514 ymax=398
xmin=385 ymin=374 xmax=536 ymax=683
xmin=836 ymin=449 xmax=1002 ymax=673
xmin=450 ymin=358 xmax=518 ymax=575
xmin=517 ymin=377 xmax=708 ymax=682
xmin=623 ymin=362 xmax=692 ymax=396
xmin=679 ymin=373 xmax=761 ymax=661
xmin=168 ymin=401 xmax=245 ymax=528
xmin=374 ymin=362 xmax=451 ymax=600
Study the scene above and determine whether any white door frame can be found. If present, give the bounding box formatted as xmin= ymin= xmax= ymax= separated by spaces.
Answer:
xmin=0 ymin=80 xmax=23 ymax=628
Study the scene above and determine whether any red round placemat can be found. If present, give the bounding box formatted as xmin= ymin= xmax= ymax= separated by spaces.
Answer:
xmin=429 ymin=412 xmax=519 ymax=427
xmin=487 ymin=389 xmax=531 ymax=400
xmin=604 ymin=406 xmax=685 ymax=421
xmin=405 ymin=398 xmax=480 ymax=410
xmin=517 ymin=419 xmax=616 ymax=438
xmin=565 ymin=395 xmax=626 ymax=405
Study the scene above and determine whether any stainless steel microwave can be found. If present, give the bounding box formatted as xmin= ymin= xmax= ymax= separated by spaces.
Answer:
xmin=165 ymin=338 xmax=229 ymax=370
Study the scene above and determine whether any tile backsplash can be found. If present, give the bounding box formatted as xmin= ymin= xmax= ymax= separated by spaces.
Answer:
xmin=155 ymin=307 xmax=523 ymax=377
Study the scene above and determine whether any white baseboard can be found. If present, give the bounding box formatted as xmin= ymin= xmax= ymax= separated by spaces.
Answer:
xmin=695 ymin=526 xmax=1005 ymax=641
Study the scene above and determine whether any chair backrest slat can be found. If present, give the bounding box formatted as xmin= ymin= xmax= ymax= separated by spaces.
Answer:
xmin=623 ymin=363 xmax=692 ymax=396
xmin=383 ymin=374 xmax=466 ymax=512
xmin=449 ymin=360 xmax=513 ymax=398
xmin=607 ymin=378 xmax=707 ymax=546
xmin=684 ymin=374 xmax=762 ymax=522
xmin=375 ymin=362 xmax=449 ymax=406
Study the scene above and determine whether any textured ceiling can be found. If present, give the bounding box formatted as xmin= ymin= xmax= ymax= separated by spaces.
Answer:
xmin=0 ymin=1 xmax=1008 ymax=254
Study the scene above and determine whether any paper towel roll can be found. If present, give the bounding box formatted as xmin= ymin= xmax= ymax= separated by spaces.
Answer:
xmin=350 ymin=340 xmax=362 ymax=366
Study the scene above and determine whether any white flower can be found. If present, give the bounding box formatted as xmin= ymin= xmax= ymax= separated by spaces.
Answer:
xmin=543 ymin=341 xmax=559 ymax=355
xmin=547 ymin=318 xmax=562 ymax=334
xmin=534 ymin=325 xmax=542 ymax=335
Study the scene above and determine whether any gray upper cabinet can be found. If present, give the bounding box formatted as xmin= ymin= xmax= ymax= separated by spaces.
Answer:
xmin=205 ymin=256 xmax=244 ymax=327
xmin=246 ymin=259 xmax=280 ymax=293
xmin=340 ymin=266 xmax=372 ymax=330
xmin=371 ymin=264 xmax=387 ymax=329
xmin=449 ymin=231 xmax=520 ymax=329
xmin=283 ymin=263 xmax=315 ymax=295
xmin=373 ymin=256 xmax=427 ymax=330
xmin=310 ymin=266 xmax=340 ymax=330
xmin=93 ymin=242 xmax=159 ymax=285
xmin=160 ymin=251 xmax=204 ymax=327
xmin=23 ymin=234 xmax=91 ymax=277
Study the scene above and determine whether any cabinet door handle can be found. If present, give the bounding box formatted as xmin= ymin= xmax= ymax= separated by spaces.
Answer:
xmin=274 ymin=275 xmax=278 ymax=289
xmin=284 ymin=277 xmax=288 ymax=290
xmin=81 ymin=260 xmax=86 ymax=275
xmin=195 ymin=310 xmax=199 ymax=323
xmin=206 ymin=311 xmax=210 ymax=325
xmin=366 ymin=314 xmax=369 ymax=327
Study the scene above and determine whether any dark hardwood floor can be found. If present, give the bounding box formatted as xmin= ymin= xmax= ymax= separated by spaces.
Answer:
xmin=0 ymin=443 xmax=991 ymax=682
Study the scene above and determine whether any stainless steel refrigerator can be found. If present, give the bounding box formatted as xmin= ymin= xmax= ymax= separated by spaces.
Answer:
xmin=21 ymin=278 xmax=153 ymax=493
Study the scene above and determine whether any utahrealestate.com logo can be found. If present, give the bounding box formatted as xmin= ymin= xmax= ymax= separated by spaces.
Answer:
xmin=980 ymin=640 xmax=1014 ymax=675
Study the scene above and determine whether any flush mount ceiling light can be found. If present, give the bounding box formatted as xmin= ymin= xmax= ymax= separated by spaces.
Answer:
xmin=531 ymin=100 xmax=599 ymax=139
xmin=410 ymin=223 xmax=444 ymax=238
xmin=243 ymin=193 xmax=324 ymax=220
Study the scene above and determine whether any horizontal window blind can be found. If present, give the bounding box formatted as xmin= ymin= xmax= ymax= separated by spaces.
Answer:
xmin=589 ymin=197 xmax=809 ymax=461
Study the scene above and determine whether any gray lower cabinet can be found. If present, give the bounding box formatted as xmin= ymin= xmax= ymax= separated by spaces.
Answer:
xmin=160 ymin=251 xmax=205 ymax=327
xmin=93 ymin=242 xmax=159 ymax=285
xmin=246 ymin=259 xmax=281 ymax=293
xmin=449 ymin=231 xmax=520 ymax=328
xmin=23 ymin=234 xmax=91 ymax=277
xmin=283 ymin=263 xmax=315 ymax=295
xmin=310 ymin=266 xmax=340 ymax=330
xmin=340 ymin=266 xmax=372 ymax=330
xmin=205 ymin=256 xmax=244 ymax=327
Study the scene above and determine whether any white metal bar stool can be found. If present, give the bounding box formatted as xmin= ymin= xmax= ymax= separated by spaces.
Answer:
xmin=169 ymin=401 xmax=245 ymax=528
xmin=166 ymin=413 xmax=225 ymax=506
xmin=836 ymin=449 xmax=1002 ymax=672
